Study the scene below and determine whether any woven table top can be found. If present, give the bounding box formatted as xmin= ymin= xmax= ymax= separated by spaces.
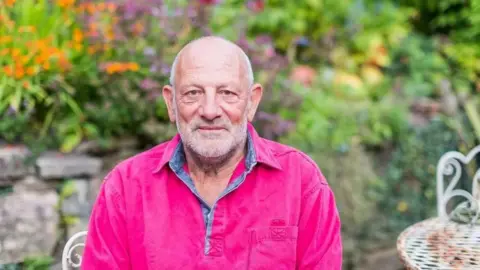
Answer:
xmin=397 ymin=217 xmax=480 ymax=270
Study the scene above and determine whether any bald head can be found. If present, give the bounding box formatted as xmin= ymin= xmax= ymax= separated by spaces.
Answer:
xmin=169 ymin=36 xmax=254 ymax=89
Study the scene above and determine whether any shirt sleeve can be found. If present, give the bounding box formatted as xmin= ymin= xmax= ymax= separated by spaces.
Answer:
xmin=296 ymin=169 xmax=343 ymax=269
xmin=81 ymin=169 xmax=130 ymax=270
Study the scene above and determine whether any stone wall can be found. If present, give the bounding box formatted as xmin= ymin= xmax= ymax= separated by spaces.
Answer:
xmin=0 ymin=145 xmax=105 ymax=265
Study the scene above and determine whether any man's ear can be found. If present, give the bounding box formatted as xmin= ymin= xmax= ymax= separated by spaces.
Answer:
xmin=162 ymin=85 xmax=176 ymax=123
xmin=247 ymin=83 xmax=263 ymax=121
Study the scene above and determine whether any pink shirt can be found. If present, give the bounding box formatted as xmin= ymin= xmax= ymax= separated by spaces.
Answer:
xmin=82 ymin=123 xmax=342 ymax=269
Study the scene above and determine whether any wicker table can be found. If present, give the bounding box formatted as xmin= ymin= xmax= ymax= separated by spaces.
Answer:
xmin=397 ymin=217 xmax=480 ymax=269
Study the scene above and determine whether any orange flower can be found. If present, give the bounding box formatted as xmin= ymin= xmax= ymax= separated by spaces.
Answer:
xmin=73 ymin=28 xmax=83 ymax=43
xmin=106 ymin=2 xmax=116 ymax=12
xmin=97 ymin=2 xmax=106 ymax=11
xmin=3 ymin=66 xmax=13 ymax=76
xmin=132 ymin=22 xmax=145 ymax=36
xmin=104 ymin=62 xmax=140 ymax=74
xmin=105 ymin=62 xmax=121 ymax=74
xmin=87 ymin=46 xmax=96 ymax=55
xmin=11 ymin=48 xmax=21 ymax=58
xmin=15 ymin=67 xmax=25 ymax=79
xmin=26 ymin=66 xmax=36 ymax=75
xmin=5 ymin=0 xmax=16 ymax=7
xmin=0 ymin=48 xmax=9 ymax=56
xmin=22 ymin=81 xmax=31 ymax=89
xmin=58 ymin=55 xmax=71 ymax=71
xmin=35 ymin=55 xmax=45 ymax=64
xmin=105 ymin=29 xmax=115 ymax=41
xmin=86 ymin=3 xmax=96 ymax=14
xmin=43 ymin=62 xmax=50 ymax=70
xmin=57 ymin=0 xmax=75 ymax=8
xmin=88 ymin=22 xmax=98 ymax=32
xmin=103 ymin=44 xmax=111 ymax=51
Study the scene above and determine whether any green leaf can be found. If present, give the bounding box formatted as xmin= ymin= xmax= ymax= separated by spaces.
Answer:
xmin=60 ymin=132 xmax=82 ymax=153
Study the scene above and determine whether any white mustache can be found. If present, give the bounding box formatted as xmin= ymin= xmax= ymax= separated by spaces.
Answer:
xmin=192 ymin=122 xmax=230 ymax=130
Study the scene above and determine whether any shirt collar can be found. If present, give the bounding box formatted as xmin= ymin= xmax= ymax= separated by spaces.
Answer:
xmin=152 ymin=122 xmax=282 ymax=173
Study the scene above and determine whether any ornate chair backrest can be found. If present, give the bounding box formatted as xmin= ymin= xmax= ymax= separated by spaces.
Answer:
xmin=436 ymin=145 xmax=480 ymax=224
xmin=62 ymin=231 xmax=87 ymax=270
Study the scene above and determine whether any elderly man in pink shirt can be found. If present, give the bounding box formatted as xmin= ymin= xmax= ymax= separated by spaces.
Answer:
xmin=81 ymin=36 xmax=342 ymax=269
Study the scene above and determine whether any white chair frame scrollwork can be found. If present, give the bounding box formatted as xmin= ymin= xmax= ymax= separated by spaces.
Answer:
xmin=436 ymin=144 xmax=480 ymax=224
xmin=62 ymin=231 xmax=87 ymax=270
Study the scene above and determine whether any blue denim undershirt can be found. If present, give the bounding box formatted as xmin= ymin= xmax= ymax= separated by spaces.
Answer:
xmin=168 ymin=132 xmax=257 ymax=254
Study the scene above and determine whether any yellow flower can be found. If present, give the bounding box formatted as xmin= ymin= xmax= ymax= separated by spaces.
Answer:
xmin=20 ymin=56 xmax=30 ymax=65
xmin=128 ymin=62 xmax=139 ymax=71
xmin=397 ymin=201 xmax=409 ymax=213
xmin=0 ymin=36 xmax=13 ymax=44
xmin=18 ymin=26 xmax=36 ymax=33
xmin=74 ymin=43 xmax=83 ymax=51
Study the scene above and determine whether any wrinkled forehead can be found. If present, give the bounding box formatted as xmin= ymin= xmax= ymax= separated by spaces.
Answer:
xmin=175 ymin=46 xmax=248 ymax=88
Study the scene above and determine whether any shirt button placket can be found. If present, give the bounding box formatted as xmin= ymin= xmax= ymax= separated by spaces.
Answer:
xmin=207 ymin=202 xmax=226 ymax=257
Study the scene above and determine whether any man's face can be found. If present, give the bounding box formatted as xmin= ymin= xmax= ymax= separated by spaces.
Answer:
xmin=163 ymin=45 xmax=262 ymax=160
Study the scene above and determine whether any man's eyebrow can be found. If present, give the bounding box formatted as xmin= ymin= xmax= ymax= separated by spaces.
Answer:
xmin=181 ymin=84 xmax=203 ymax=90
xmin=182 ymin=83 xmax=234 ymax=90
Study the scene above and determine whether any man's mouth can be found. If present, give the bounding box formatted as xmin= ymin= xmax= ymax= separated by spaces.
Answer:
xmin=197 ymin=126 xmax=225 ymax=131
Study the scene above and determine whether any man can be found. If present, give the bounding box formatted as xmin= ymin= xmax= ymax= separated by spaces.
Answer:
xmin=81 ymin=36 xmax=342 ymax=269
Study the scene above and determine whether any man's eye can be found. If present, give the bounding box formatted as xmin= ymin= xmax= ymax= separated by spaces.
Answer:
xmin=186 ymin=90 xmax=201 ymax=96
xmin=219 ymin=90 xmax=235 ymax=95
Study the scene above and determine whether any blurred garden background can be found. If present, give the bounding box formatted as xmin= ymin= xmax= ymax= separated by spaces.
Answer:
xmin=1 ymin=0 xmax=480 ymax=269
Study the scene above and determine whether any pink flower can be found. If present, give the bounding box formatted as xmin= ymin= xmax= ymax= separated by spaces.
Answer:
xmin=247 ymin=0 xmax=264 ymax=12
xmin=198 ymin=0 xmax=221 ymax=5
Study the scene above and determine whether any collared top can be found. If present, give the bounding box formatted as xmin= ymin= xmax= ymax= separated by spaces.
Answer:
xmin=81 ymin=123 xmax=343 ymax=269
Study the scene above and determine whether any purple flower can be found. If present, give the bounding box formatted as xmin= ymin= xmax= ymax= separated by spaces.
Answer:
xmin=295 ymin=36 xmax=309 ymax=46
xmin=174 ymin=8 xmax=183 ymax=16
xmin=255 ymin=35 xmax=272 ymax=45
xmin=187 ymin=6 xmax=197 ymax=18
xmin=144 ymin=47 xmax=156 ymax=56
xmin=160 ymin=64 xmax=171 ymax=75
xmin=150 ymin=65 xmax=158 ymax=73
xmin=140 ymin=78 xmax=160 ymax=90
xmin=264 ymin=46 xmax=275 ymax=58
xmin=7 ymin=106 xmax=16 ymax=116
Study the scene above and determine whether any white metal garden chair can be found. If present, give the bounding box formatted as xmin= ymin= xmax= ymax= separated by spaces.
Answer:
xmin=62 ymin=231 xmax=87 ymax=269
xmin=397 ymin=144 xmax=480 ymax=269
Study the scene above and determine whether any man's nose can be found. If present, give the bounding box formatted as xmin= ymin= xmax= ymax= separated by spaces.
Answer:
xmin=199 ymin=91 xmax=221 ymax=120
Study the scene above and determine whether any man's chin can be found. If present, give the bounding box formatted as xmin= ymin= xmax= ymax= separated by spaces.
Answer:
xmin=195 ymin=147 xmax=230 ymax=158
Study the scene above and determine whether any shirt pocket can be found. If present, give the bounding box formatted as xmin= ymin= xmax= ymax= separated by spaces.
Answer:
xmin=246 ymin=226 xmax=298 ymax=270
